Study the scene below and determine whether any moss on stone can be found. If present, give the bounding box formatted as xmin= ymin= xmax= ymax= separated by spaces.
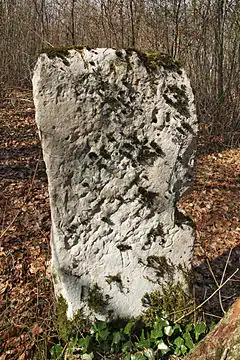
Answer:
xmin=146 ymin=255 xmax=174 ymax=279
xmin=105 ymin=273 xmax=122 ymax=285
xmin=54 ymin=295 xmax=89 ymax=340
xmin=125 ymin=49 xmax=182 ymax=73
xmin=87 ymin=283 xmax=110 ymax=314
xmin=105 ymin=273 xmax=124 ymax=293
xmin=141 ymin=281 xmax=193 ymax=326
xmin=41 ymin=46 xmax=182 ymax=75
xmin=41 ymin=45 xmax=88 ymax=65
xmin=55 ymin=295 xmax=72 ymax=339
xmin=144 ymin=52 xmax=182 ymax=73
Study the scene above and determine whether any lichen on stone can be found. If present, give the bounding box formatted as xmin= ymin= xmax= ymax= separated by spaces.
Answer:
xmin=163 ymin=84 xmax=190 ymax=118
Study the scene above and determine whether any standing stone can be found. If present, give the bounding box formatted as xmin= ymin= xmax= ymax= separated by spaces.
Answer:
xmin=33 ymin=48 xmax=198 ymax=320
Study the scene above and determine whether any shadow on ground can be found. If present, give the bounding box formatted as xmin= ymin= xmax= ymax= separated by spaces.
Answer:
xmin=0 ymin=160 xmax=47 ymax=181
xmin=193 ymin=245 xmax=240 ymax=320
xmin=0 ymin=143 xmax=47 ymax=181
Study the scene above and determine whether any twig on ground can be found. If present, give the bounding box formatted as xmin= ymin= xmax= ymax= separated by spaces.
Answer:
xmin=206 ymin=257 xmax=224 ymax=313
xmin=203 ymin=312 xmax=222 ymax=319
xmin=175 ymin=268 xmax=239 ymax=323
xmin=220 ymin=347 xmax=229 ymax=360
xmin=1 ymin=200 xmax=7 ymax=231
xmin=219 ymin=248 xmax=233 ymax=312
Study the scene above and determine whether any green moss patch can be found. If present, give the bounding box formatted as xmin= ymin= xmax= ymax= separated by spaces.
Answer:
xmin=54 ymin=295 xmax=72 ymax=339
xmin=141 ymin=281 xmax=193 ymax=326
xmin=41 ymin=46 xmax=181 ymax=74
xmin=146 ymin=255 xmax=175 ymax=279
xmin=54 ymin=295 xmax=88 ymax=340
xmin=41 ymin=45 xmax=88 ymax=65
xmin=126 ymin=49 xmax=182 ymax=73
xmin=87 ymin=283 xmax=110 ymax=314
xmin=50 ymin=282 xmax=208 ymax=360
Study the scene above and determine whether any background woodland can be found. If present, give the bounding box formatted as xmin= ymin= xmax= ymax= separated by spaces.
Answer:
xmin=0 ymin=0 xmax=240 ymax=143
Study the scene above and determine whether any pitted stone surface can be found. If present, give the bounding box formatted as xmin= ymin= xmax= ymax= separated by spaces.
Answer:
xmin=33 ymin=48 xmax=198 ymax=319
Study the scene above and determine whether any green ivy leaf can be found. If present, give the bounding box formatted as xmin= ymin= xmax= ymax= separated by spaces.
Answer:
xmin=82 ymin=353 xmax=94 ymax=360
xmin=180 ymin=344 xmax=188 ymax=355
xmin=157 ymin=340 xmax=170 ymax=354
xmin=143 ymin=348 xmax=155 ymax=360
xmin=50 ymin=343 xmax=63 ymax=359
xmin=164 ymin=325 xmax=174 ymax=336
xmin=136 ymin=329 xmax=150 ymax=349
xmin=173 ymin=324 xmax=182 ymax=335
xmin=131 ymin=352 xmax=146 ymax=360
xmin=173 ymin=335 xmax=184 ymax=350
xmin=195 ymin=322 xmax=207 ymax=341
xmin=67 ymin=337 xmax=78 ymax=354
xmin=183 ymin=331 xmax=194 ymax=350
xmin=174 ymin=337 xmax=187 ymax=357
xmin=151 ymin=317 xmax=168 ymax=339
xmin=209 ymin=320 xmax=216 ymax=330
xmin=92 ymin=321 xmax=107 ymax=333
xmin=98 ymin=328 xmax=110 ymax=341
xmin=124 ymin=321 xmax=135 ymax=335
xmin=112 ymin=331 xmax=122 ymax=345
xmin=78 ymin=336 xmax=91 ymax=353
xmin=122 ymin=340 xmax=133 ymax=353
xmin=185 ymin=323 xmax=194 ymax=333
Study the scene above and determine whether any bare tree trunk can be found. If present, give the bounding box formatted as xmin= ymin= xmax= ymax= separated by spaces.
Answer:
xmin=216 ymin=0 xmax=225 ymax=100
xmin=71 ymin=0 xmax=76 ymax=45
xmin=129 ymin=0 xmax=135 ymax=47
xmin=214 ymin=0 xmax=225 ymax=132
xmin=119 ymin=0 xmax=125 ymax=48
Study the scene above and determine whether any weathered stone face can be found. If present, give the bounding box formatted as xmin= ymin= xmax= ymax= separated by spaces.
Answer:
xmin=33 ymin=48 xmax=198 ymax=320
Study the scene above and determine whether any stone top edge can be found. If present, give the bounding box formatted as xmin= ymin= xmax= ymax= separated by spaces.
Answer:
xmin=40 ymin=46 xmax=182 ymax=73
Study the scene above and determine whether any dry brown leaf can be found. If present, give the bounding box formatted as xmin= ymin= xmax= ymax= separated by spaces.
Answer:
xmin=31 ymin=323 xmax=43 ymax=337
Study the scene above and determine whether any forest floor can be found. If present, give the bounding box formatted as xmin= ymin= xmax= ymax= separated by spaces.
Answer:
xmin=0 ymin=89 xmax=240 ymax=359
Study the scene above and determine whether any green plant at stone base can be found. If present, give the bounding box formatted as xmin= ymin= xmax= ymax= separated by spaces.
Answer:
xmin=141 ymin=282 xmax=194 ymax=326
xmin=49 ymin=279 xmax=212 ymax=359
xmin=54 ymin=296 xmax=86 ymax=340
xmin=54 ymin=295 xmax=72 ymax=340
xmin=50 ymin=343 xmax=64 ymax=360
xmin=49 ymin=314 xmax=211 ymax=359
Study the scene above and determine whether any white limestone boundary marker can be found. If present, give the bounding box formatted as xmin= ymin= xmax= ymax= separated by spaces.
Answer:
xmin=33 ymin=48 xmax=198 ymax=320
